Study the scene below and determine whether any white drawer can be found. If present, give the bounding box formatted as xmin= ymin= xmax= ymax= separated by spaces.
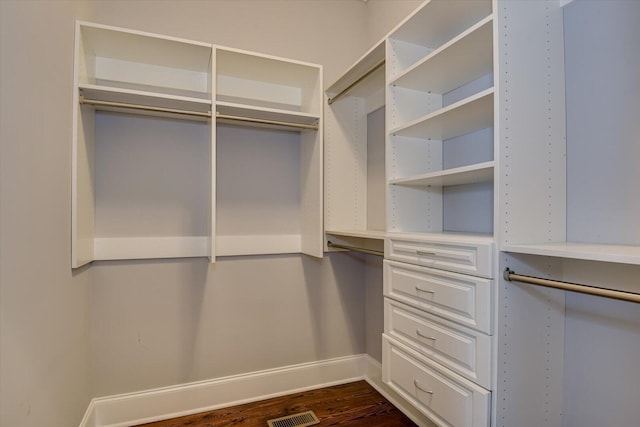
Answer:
xmin=383 ymin=335 xmax=491 ymax=427
xmin=384 ymin=260 xmax=493 ymax=334
xmin=385 ymin=235 xmax=493 ymax=278
xmin=385 ymin=298 xmax=492 ymax=389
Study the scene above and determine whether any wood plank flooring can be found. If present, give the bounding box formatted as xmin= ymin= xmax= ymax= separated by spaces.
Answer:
xmin=134 ymin=380 xmax=417 ymax=426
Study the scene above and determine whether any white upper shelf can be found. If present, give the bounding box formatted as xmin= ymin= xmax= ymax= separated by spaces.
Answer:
xmin=389 ymin=16 xmax=493 ymax=94
xmin=216 ymin=101 xmax=319 ymax=131
xmin=389 ymin=0 xmax=492 ymax=49
xmin=325 ymin=41 xmax=385 ymax=101
xmin=390 ymin=161 xmax=494 ymax=187
xmin=79 ymin=83 xmax=212 ymax=114
xmin=390 ymin=88 xmax=494 ymax=140
xmin=502 ymin=242 xmax=640 ymax=266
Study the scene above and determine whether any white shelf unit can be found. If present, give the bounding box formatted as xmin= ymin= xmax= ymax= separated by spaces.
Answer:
xmin=499 ymin=0 xmax=640 ymax=266
xmin=386 ymin=0 xmax=495 ymax=237
xmin=214 ymin=47 xmax=323 ymax=258
xmin=72 ymin=21 xmax=214 ymax=268
xmin=72 ymin=22 xmax=324 ymax=267
xmin=495 ymin=2 xmax=640 ymax=427
xmin=324 ymin=41 xmax=387 ymax=248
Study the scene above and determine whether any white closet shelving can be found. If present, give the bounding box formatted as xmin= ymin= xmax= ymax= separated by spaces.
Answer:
xmin=72 ymin=22 xmax=323 ymax=268
xmin=215 ymin=47 xmax=323 ymax=258
xmin=72 ymin=21 xmax=214 ymax=268
xmin=386 ymin=0 xmax=494 ymax=237
xmin=499 ymin=0 xmax=640 ymax=266
xmin=324 ymin=40 xmax=386 ymax=251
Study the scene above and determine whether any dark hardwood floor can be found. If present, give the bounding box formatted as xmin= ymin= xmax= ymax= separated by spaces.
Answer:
xmin=134 ymin=380 xmax=416 ymax=426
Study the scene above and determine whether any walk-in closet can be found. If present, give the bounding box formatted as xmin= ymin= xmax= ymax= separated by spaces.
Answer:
xmin=1 ymin=1 xmax=638 ymax=427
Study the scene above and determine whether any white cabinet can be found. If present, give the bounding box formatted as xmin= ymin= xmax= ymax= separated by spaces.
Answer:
xmin=72 ymin=22 xmax=323 ymax=268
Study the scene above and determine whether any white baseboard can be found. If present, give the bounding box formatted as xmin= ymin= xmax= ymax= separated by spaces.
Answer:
xmin=80 ymin=354 xmax=367 ymax=427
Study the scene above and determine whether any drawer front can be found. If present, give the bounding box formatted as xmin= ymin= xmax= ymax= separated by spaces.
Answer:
xmin=386 ymin=236 xmax=493 ymax=278
xmin=384 ymin=260 xmax=493 ymax=333
xmin=383 ymin=335 xmax=490 ymax=427
xmin=385 ymin=298 xmax=492 ymax=389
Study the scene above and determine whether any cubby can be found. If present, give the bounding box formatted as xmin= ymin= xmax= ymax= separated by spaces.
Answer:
xmin=72 ymin=22 xmax=323 ymax=268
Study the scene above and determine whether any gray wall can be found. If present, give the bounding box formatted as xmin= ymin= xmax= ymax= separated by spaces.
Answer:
xmin=0 ymin=1 xmax=423 ymax=425
xmin=0 ymin=1 xmax=94 ymax=426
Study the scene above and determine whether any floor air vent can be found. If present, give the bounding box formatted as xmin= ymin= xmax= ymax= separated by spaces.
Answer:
xmin=267 ymin=410 xmax=320 ymax=427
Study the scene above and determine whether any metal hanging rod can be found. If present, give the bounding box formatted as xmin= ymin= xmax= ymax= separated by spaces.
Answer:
xmin=80 ymin=96 xmax=212 ymax=118
xmin=327 ymin=59 xmax=386 ymax=105
xmin=216 ymin=113 xmax=319 ymax=130
xmin=504 ymin=268 xmax=640 ymax=304
xmin=327 ymin=241 xmax=384 ymax=257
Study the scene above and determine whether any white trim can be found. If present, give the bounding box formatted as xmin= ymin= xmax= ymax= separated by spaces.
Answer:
xmin=79 ymin=355 xmax=366 ymax=427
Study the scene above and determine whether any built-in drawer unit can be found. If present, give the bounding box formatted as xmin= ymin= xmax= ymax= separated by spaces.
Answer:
xmin=385 ymin=298 xmax=491 ymax=389
xmin=384 ymin=259 xmax=492 ymax=334
xmin=383 ymin=335 xmax=490 ymax=427
xmin=385 ymin=235 xmax=493 ymax=278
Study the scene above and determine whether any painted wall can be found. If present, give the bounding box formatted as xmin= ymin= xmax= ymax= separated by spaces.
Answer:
xmin=0 ymin=1 xmax=94 ymax=426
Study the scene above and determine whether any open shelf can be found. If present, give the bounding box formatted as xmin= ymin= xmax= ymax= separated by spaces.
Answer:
xmin=390 ymin=161 xmax=494 ymax=187
xmin=390 ymin=16 xmax=493 ymax=95
xmin=79 ymin=83 xmax=212 ymax=120
xmin=387 ymin=0 xmax=492 ymax=78
xmin=216 ymin=101 xmax=319 ymax=131
xmin=326 ymin=40 xmax=385 ymax=102
xmin=503 ymin=242 xmax=640 ymax=266
xmin=216 ymin=47 xmax=321 ymax=115
xmin=326 ymin=229 xmax=387 ymax=241
xmin=390 ymin=88 xmax=494 ymax=140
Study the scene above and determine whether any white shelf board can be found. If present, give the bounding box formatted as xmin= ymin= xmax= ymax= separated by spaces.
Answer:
xmin=325 ymin=229 xmax=387 ymax=240
xmin=502 ymin=242 xmax=640 ymax=265
xmin=216 ymin=101 xmax=319 ymax=127
xmin=390 ymin=88 xmax=494 ymax=140
xmin=389 ymin=0 xmax=492 ymax=48
xmin=94 ymin=237 xmax=209 ymax=260
xmin=79 ymin=83 xmax=212 ymax=113
xmin=215 ymin=234 xmax=302 ymax=257
xmin=326 ymin=40 xmax=385 ymax=99
xmin=386 ymin=231 xmax=495 ymax=245
xmin=390 ymin=16 xmax=493 ymax=94
xmin=390 ymin=161 xmax=494 ymax=187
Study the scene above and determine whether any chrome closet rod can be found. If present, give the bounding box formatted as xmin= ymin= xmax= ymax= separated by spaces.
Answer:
xmin=327 ymin=59 xmax=386 ymax=105
xmin=504 ymin=268 xmax=640 ymax=304
xmin=216 ymin=113 xmax=319 ymax=130
xmin=80 ymin=96 xmax=212 ymax=118
xmin=328 ymin=241 xmax=384 ymax=257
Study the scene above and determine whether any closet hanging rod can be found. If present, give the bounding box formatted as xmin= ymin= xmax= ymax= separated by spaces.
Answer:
xmin=216 ymin=113 xmax=319 ymax=130
xmin=327 ymin=241 xmax=384 ymax=257
xmin=79 ymin=96 xmax=213 ymax=118
xmin=504 ymin=268 xmax=640 ymax=304
xmin=327 ymin=59 xmax=385 ymax=105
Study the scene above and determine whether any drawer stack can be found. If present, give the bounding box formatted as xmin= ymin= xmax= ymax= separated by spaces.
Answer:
xmin=382 ymin=234 xmax=494 ymax=427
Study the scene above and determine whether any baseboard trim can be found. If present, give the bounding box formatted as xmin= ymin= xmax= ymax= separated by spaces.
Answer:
xmin=79 ymin=354 xmax=367 ymax=427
